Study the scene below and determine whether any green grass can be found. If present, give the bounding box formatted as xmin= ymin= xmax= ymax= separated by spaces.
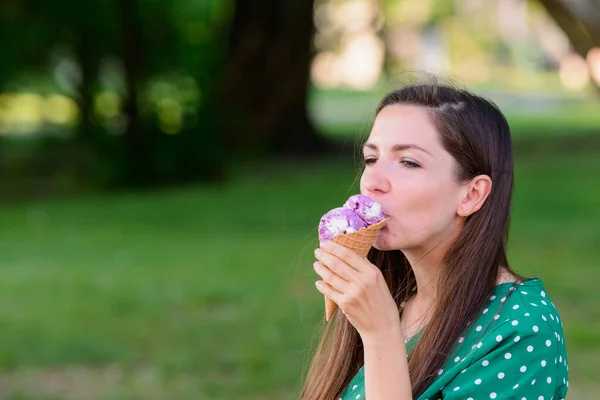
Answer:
xmin=309 ymin=84 xmax=600 ymax=141
xmin=0 ymin=145 xmax=599 ymax=398
xmin=1 ymin=85 xmax=599 ymax=399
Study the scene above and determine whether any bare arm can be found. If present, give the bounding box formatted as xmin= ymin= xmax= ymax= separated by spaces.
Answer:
xmin=313 ymin=242 xmax=414 ymax=398
xmin=362 ymin=324 xmax=413 ymax=400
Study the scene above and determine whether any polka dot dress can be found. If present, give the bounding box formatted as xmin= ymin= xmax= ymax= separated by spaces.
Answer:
xmin=338 ymin=278 xmax=569 ymax=400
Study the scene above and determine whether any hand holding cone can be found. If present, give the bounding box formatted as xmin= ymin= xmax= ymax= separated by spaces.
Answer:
xmin=317 ymin=195 xmax=387 ymax=321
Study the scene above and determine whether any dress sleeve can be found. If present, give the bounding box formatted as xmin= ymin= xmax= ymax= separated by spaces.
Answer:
xmin=440 ymin=317 xmax=568 ymax=400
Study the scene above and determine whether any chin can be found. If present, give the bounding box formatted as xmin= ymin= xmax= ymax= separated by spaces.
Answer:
xmin=373 ymin=228 xmax=414 ymax=252
xmin=373 ymin=234 xmax=396 ymax=251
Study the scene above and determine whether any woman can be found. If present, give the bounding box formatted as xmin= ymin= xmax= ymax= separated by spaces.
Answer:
xmin=302 ymin=83 xmax=569 ymax=400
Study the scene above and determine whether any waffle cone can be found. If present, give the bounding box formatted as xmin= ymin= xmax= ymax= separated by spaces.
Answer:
xmin=324 ymin=219 xmax=387 ymax=321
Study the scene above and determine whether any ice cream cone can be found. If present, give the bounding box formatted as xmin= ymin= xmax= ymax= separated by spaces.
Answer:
xmin=324 ymin=219 xmax=387 ymax=321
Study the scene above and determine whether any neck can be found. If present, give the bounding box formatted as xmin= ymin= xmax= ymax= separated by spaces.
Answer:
xmin=402 ymin=225 xmax=462 ymax=306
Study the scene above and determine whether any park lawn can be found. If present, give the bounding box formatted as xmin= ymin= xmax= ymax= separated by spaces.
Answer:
xmin=0 ymin=144 xmax=598 ymax=399
xmin=309 ymin=83 xmax=600 ymax=142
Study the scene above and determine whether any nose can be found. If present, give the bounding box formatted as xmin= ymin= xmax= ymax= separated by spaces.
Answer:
xmin=360 ymin=162 xmax=391 ymax=198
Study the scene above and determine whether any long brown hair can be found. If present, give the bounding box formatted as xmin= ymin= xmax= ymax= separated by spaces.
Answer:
xmin=301 ymin=81 xmax=525 ymax=399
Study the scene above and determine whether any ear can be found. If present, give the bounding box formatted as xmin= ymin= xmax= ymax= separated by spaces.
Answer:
xmin=457 ymin=174 xmax=492 ymax=217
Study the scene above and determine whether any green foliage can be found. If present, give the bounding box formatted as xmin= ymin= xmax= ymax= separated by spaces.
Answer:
xmin=0 ymin=0 xmax=231 ymax=188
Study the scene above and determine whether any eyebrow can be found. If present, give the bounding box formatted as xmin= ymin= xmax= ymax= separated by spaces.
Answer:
xmin=363 ymin=143 xmax=432 ymax=156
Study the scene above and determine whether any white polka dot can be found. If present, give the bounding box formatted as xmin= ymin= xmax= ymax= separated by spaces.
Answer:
xmin=355 ymin=395 xmax=361 ymax=399
xmin=461 ymin=369 xmax=467 ymax=374
xmin=475 ymin=378 xmax=482 ymax=385
xmin=514 ymin=336 xmax=521 ymax=342
xmin=477 ymin=342 xmax=483 ymax=348
xmin=541 ymin=291 xmax=546 ymax=297
xmin=531 ymin=303 xmax=538 ymax=307
xmin=438 ymin=369 xmax=443 ymax=375
xmin=542 ymin=315 xmax=547 ymax=321
xmin=482 ymin=360 xmax=489 ymax=366
xmin=511 ymin=320 xmax=519 ymax=326
xmin=496 ymin=335 xmax=503 ymax=342
xmin=513 ymin=304 xmax=520 ymax=310
xmin=513 ymin=384 xmax=519 ymax=389
xmin=352 ymin=385 xmax=358 ymax=390
xmin=490 ymin=392 xmax=497 ymax=399
xmin=483 ymin=308 xmax=489 ymax=314
xmin=533 ymin=325 xmax=539 ymax=332
xmin=541 ymin=360 xmax=547 ymax=367
xmin=559 ymin=355 xmax=563 ymax=362
xmin=522 ymin=291 xmax=528 ymax=295
xmin=527 ymin=345 xmax=534 ymax=352
xmin=490 ymin=295 xmax=496 ymax=300
xmin=458 ymin=336 xmax=464 ymax=343
xmin=453 ymin=387 xmax=460 ymax=391
xmin=494 ymin=314 xmax=500 ymax=320
xmin=547 ymin=377 xmax=552 ymax=384
xmin=501 ymin=297 xmax=507 ymax=302
xmin=546 ymin=340 xmax=552 ymax=347
xmin=531 ymin=379 xmax=536 ymax=385
xmin=476 ymin=325 xmax=482 ymax=332
xmin=520 ymin=365 xmax=527 ymax=372
xmin=454 ymin=356 xmax=460 ymax=362
xmin=541 ymin=300 xmax=548 ymax=305
xmin=550 ymin=314 xmax=555 ymax=320
xmin=525 ymin=312 xmax=530 ymax=316
xmin=538 ymin=397 xmax=544 ymax=400
xmin=498 ymin=372 xmax=505 ymax=379
xmin=505 ymin=352 xmax=512 ymax=359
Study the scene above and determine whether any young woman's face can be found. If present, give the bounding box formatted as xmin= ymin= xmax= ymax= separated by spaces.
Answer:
xmin=360 ymin=105 xmax=465 ymax=251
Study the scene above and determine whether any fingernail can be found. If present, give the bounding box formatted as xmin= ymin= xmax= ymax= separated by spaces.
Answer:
xmin=315 ymin=281 xmax=323 ymax=290
xmin=314 ymin=249 xmax=321 ymax=257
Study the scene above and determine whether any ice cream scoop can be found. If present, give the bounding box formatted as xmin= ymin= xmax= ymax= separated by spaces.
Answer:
xmin=318 ymin=207 xmax=367 ymax=243
xmin=343 ymin=194 xmax=386 ymax=225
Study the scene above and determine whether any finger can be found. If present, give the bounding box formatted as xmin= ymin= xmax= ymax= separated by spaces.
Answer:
xmin=314 ymin=248 xmax=358 ymax=281
xmin=313 ymin=261 xmax=351 ymax=293
xmin=315 ymin=280 xmax=343 ymax=304
xmin=319 ymin=241 xmax=366 ymax=273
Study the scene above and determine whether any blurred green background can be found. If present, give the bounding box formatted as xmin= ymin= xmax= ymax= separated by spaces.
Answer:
xmin=1 ymin=0 xmax=599 ymax=398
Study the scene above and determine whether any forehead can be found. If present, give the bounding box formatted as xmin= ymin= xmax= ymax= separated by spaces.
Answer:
xmin=367 ymin=105 xmax=440 ymax=149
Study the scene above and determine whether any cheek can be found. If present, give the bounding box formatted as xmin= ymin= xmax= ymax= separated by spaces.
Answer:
xmin=384 ymin=178 xmax=460 ymax=245
xmin=396 ymin=177 xmax=454 ymax=215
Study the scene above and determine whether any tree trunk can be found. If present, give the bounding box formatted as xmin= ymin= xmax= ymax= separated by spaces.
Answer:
xmin=536 ymin=0 xmax=600 ymax=93
xmin=74 ymin=26 xmax=100 ymax=145
xmin=219 ymin=0 xmax=332 ymax=157
xmin=115 ymin=0 xmax=154 ymax=186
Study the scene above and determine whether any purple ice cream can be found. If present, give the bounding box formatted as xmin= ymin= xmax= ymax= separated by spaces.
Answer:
xmin=343 ymin=194 xmax=386 ymax=225
xmin=318 ymin=207 xmax=368 ymax=243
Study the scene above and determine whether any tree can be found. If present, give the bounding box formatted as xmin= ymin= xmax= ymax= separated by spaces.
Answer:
xmin=536 ymin=0 xmax=600 ymax=93
xmin=218 ymin=0 xmax=333 ymax=157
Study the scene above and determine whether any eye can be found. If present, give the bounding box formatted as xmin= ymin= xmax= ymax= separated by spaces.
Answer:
xmin=401 ymin=159 xmax=421 ymax=168
xmin=362 ymin=157 xmax=377 ymax=166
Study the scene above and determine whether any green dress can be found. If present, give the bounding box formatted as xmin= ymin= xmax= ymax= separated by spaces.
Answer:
xmin=338 ymin=278 xmax=569 ymax=400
